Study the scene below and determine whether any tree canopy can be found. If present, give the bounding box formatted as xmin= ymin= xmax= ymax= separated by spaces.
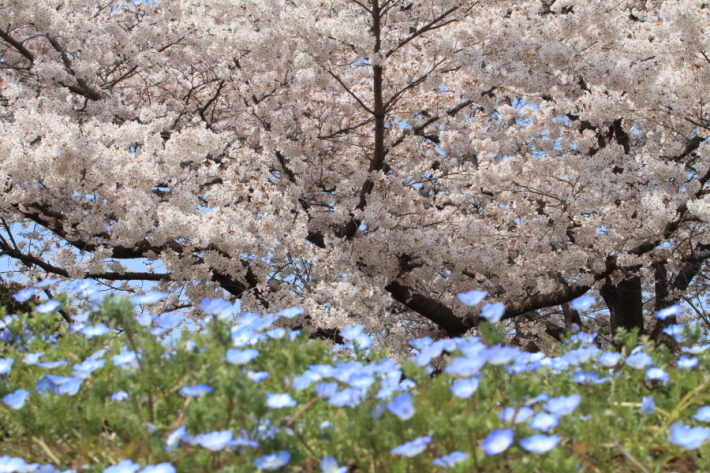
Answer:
xmin=1 ymin=0 xmax=709 ymax=350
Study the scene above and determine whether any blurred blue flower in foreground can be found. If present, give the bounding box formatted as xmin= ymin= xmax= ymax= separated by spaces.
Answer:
xmin=432 ymin=451 xmax=468 ymax=467
xmin=0 ymin=358 xmax=14 ymax=374
xmin=80 ymin=324 xmax=109 ymax=339
xmin=12 ymin=288 xmax=35 ymax=302
xmin=450 ymin=377 xmax=480 ymax=398
xmin=35 ymin=300 xmax=60 ymax=314
xmin=529 ymin=412 xmax=559 ymax=431
xmin=0 ymin=456 xmax=28 ymax=473
xmin=519 ymin=434 xmax=561 ymax=453
xmin=320 ymin=456 xmax=347 ymax=473
xmin=499 ymin=406 xmax=534 ymax=424
xmin=140 ymin=464 xmax=175 ymax=473
xmin=195 ymin=430 xmax=257 ymax=450
xmin=677 ymin=356 xmax=699 ymax=370
xmin=481 ymin=429 xmax=514 ymax=456
xmin=391 ymin=436 xmax=431 ymax=457
xmin=625 ymin=352 xmax=652 ymax=370
xmin=571 ymin=295 xmax=595 ymax=311
xmin=226 ymin=348 xmax=259 ymax=365
xmin=200 ymin=298 xmax=232 ymax=317
xmin=104 ymin=459 xmax=140 ymax=473
xmin=668 ymin=422 xmax=710 ymax=450
xmin=387 ymin=392 xmax=415 ymax=420
xmin=543 ymin=394 xmax=581 ymax=416
xmin=639 ymin=396 xmax=655 ymax=415
xmin=266 ymin=393 xmax=297 ymax=409
xmin=3 ymin=389 xmax=29 ymax=409
xmin=596 ymin=352 xmax=622 ymax=367
xmin=179 ymin=384 xmax=213 ymax=397
xmin=457 ymin=290 xmax=487 ymax=306
xmin=111 ymin=391 xmax=129 ymax=402
xmin=692 ymin=406 xmax=710 ymax=422
xmin=112 ymin=349 xmax=139 ymax=370
xmin=253 ymin=451 xmax=291 ymax=470
xmin=656 ymin=305 xmax=682 ymax=319
xmin=480 ymin=302 xmax=505 ymax=324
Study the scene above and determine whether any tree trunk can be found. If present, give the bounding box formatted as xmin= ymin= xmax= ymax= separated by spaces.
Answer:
xmin=600 ymin=270 xmax=645 ymax=339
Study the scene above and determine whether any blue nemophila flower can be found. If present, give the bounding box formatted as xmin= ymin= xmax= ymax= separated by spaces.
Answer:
xmin=153 ymin=313 xmax=182 ymax=329
xmin=35 ymin=300 xmax=60 ymax=314
xmin=432 ymin=451 xmax=467 ymax=467
xmin=0 ymin=456 xmax=28 ymax=472
xmin=562 ymin=346 xmax=600 ymax=365
xmin=12 ymin=288 xmax=36 ymax=302
xmin=69 ymin=279 xmax=96 ymax=297
xmin=226 ymin=348 xmax=259 ymax=365
xmin=266 ymin=393 xmax=297 ymax=409
xmin=519 ymin=434 xmax=561 ymax=453
xmin=657 ymin=305 xmax=682 ymax=319
xmin=596 ymin=352 xmax=622 ymax=367
xmin=481 ymin=429 xmax=514 ymax=456
xmin=571 ymin=295 xmax=595 ymax=311
xmin=79 ymin=323 xmax=110 ymax=339
xmin=23 ymin=352 xmax=43 ymax=365
xmin=677 ymin=355 xmax=699 ymax=370
xmin=36 ymin=360 xmax=67 ymax=369
xmin=341 ymin=325 xmax=364 ymax=340
xmin=165 ymin=426 xmax=188 ymax=450
xmin=254 ymin=451 xmax=291 ymax=470
xmin=315 ymin=382 xmax=338 ymax=398
xmin=524 ymin=393 xmax=549 ymax=406
xmin=499 ymin=406 xmax=534 ymax=424
xmin=663 ymin=324 xmax=688 ymax=343
xmin=391 ymin=436 xmax=431 ymax=457
xmin=111 ymin=391 xmax=129 ymax=401
xmin=457 ymin=290 xmax=487 ymax=306
xmin=112 ymin=349 xmax=139 ymax=370
xmin=3 ymin=389 xmax=29 ymax=410
xmin=200 ymin=298 xmax=232 ymax=316
xmin=683 ymin=344 xmax=710 ymax=354
xmin=484 ymin=345 xmax=520 ymax=365
xmin=625 ymin=352 xmax=652 ymax=369
xmin=572 ymin=370 xmax=607 ymax=384
xmin=529 ymin=412 xmax=558 ymax=431
xmin=180 ymin=384 xmax=213 ymax=397
xmin=72 ymin=359 xmax=105 ymax=379
xmin=277 ymin=307 xmax=304 ymax=318
xmin=646 ymin=366 xmax=670 ymax=383
xmin=347 ymin=372 xmax=375 ymax=390
xmin=387 ymin=392 xmax=415 ymax=420
xmin=247 ymin=371 xmax=270 ymax=382
xmin=409 ymin=336 xmax=434 ymax=350
xmin=668 ymin=422 xmax=710 ymax=450
xmin=265 ymin=328 xmax=286 ymax=339
xmin=692 ymin=407 xmax=710 ymax=422
xmin=450 ymin=377 xmax=480 ymax=399
xmin=104 ymin=459 xmax=141 ymax=473
xmin=131 ymin=291 xmax=170 ymax=305
xmin=543 ymin=394 xmax=581 ymax=416
xmin=140 ymin=463 xmax=175 ymax=473
xmin=445 ymin=356 xmax=486 ymax=377
xmin=195 ymin=430 xmax=257 ymax=450
xmin=320 ymin=456 xmax=347 ymax=473
xmin=639 ymin=396 xmax=655 ymax=415
xmin=480 ymin=302 xmax=505 ymax=324
xmin=0 ymin=358 xmax=14 ymax=374
xmin=329 ymin=388 xmax=364 ymax=407
xmin=43 ymin=374 xmax=83 ymax=396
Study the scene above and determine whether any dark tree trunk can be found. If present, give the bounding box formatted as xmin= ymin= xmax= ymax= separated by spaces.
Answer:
xmin=650 ymin=262 xmax=678 ymax=349
xmin=600 ymin=271 xmax=645 ymax=339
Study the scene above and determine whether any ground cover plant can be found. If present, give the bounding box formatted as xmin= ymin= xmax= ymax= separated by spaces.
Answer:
xmin=2 ymin=280 xmax=710 ymax=473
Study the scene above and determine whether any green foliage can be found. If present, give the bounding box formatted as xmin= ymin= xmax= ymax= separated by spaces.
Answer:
xmin=1 ymin=294 xmax=710 ymax=473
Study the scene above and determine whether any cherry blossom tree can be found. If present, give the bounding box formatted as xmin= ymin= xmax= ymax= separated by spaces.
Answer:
xmin=1 ymin=0 xmax=709 ymax=350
